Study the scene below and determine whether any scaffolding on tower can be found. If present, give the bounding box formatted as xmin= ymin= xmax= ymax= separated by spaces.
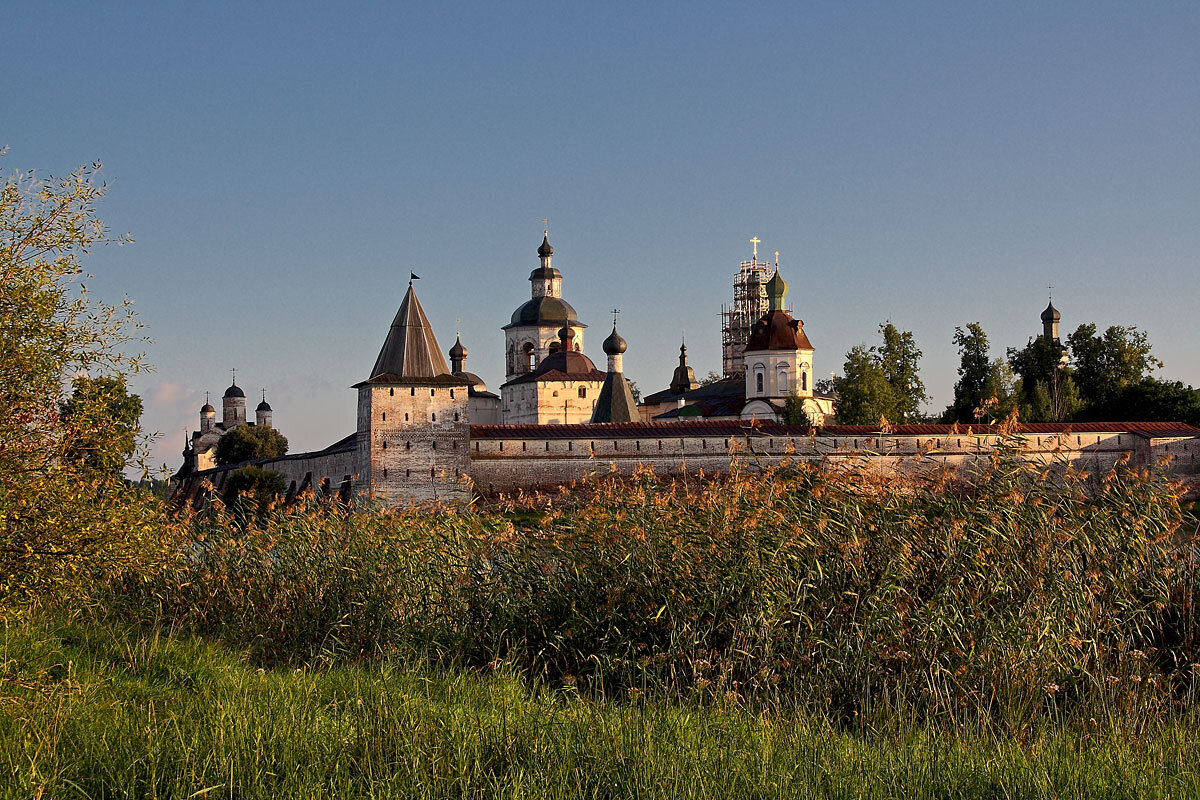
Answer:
xmin=719 ymin=237 xmax=778 ymax=377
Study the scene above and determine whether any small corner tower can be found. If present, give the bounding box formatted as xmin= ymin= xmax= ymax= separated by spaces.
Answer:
xmin=256 ymin=390 xmax=273 ymax=428
xmin=448 ymin=334 xmax=500 ymax=425
xmin=591 ymin=316 xmax=638 ymax=423
xmin=669 ymin=336 xmax=699 ymax=395
xmin=199 ymin=394 xmax=216 ymax=434
xmin=355 ymin=278 xmax=471 ymax=505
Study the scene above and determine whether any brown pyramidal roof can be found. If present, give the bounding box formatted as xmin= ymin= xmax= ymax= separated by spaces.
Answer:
xmin=365 ymin=284 xmax=456 ymax=383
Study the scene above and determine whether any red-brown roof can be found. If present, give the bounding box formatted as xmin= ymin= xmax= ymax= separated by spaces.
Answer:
xmin=470 ymin=420 xmax=1200 ymax=440
xmin=745 ymin=310 xmax=814 ymax=352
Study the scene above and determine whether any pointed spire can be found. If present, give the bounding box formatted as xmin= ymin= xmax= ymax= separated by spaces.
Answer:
xmin=670 ymin=331 xmax=698 ymax=395
xmin=367 ymin=283 xmax=453 ymax=381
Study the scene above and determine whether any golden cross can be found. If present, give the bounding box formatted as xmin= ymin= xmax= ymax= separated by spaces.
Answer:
xmin=749 ymin=236 xmax=760 ymax=259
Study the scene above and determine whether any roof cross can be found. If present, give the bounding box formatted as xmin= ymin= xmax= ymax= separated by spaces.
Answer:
xmin=230 ymin=368 xmax=236 ymax=386
xmin=1048 ymin=284 xmax=1054 ymax=301
xmin=749 ymin=236 xmax=760 ymax=259
xmin=611 ymin=308 xmax=620 ymax=327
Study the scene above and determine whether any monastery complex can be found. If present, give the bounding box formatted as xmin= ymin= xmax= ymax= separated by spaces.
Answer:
xmin=172 ymin=235 xmax=1200 ymax=507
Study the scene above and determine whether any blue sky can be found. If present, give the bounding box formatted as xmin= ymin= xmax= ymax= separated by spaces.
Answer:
xmin=5 ymin=1 xmax=1198 ymax=472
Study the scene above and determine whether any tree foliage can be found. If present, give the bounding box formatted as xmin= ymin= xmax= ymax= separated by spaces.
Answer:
xmin=1007 ymin=335 xmax=1078 ymax=422
xmin=223 ymin=465 xmax=286 ymax=518
xmin=944 ymin=324 xmax=1016 ymax=423
xmin=873 ymin=323 xmax=928 ymax=423
xmin=834 ymin=324 xmax=927 ymax=425
xmin=781 ymin=394 xmax=817 ymax=428
xmin=1073 ymin=378 xmax=1200 ymax=426
xmin=0 ymin=161 xmax=158 ymax=604
xmin=1067 ymin=323 xmax=1162 ymax=408
xmin=59 ymin=375 xmax=143 ymax=475
xmin=214 ymin=424 xmax=289 ymax=466
xmin=834 ymin=346 xmax=894 ymax=425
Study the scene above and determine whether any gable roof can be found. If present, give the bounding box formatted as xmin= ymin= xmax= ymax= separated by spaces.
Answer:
xmin=365 ymin=284 xmax=453 ymax=383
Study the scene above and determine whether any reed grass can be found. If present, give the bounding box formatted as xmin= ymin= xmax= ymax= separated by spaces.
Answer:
xmin=106 ymin=433 xmax=1199 ymax=730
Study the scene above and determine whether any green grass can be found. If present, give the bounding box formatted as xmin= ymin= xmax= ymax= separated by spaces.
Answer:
xmin=4 ymin=615 xmax=1200 ymax=799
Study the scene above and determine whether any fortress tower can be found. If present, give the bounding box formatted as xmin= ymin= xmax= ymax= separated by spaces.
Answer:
xmin=355 ymin=279 xmax=471 ymax=503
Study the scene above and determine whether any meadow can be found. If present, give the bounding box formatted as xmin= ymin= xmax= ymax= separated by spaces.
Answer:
xmin=4 ymin=439 xmax=1200 ymax=797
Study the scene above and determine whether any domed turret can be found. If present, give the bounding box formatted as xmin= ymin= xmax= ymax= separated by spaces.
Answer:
xmin=200 ymin=397 xmax=216 ymax=434
xmin=222 ymin=377 xmax=246 ymax=427
xmin=537 ymin=233 xmax=554 ymax=258
xmin=255 ymin=390 xmax=273 ymax=428
xmin=1041 ymin=298 xmax=1061 ymax=342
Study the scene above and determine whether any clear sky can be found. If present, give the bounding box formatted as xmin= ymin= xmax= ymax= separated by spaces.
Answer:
xmin=5 ymin=1 xmax=1198 ymax=473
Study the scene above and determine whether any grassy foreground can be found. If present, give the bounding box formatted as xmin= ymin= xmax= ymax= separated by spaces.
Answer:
xmin=3 ymin=615 xmax=1200 ymax=799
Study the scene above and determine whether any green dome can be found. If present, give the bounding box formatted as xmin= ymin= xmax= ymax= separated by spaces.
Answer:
xmin=766 ymin=269 xmax=788 ymax=311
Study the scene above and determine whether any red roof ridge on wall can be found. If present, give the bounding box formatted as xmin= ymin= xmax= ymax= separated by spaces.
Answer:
xmin=469 ymin=420 xmax=1200 ymax=440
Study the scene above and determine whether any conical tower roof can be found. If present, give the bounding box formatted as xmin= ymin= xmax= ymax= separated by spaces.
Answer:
xmin=365 ymin=283 xmax=454 ymax=382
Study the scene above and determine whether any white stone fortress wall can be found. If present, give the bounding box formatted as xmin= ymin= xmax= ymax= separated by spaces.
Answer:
xmin=466 ymin=422 xmax=1200 ymax=493
xmin=173 ymin=420 xmax=1200 ymax=509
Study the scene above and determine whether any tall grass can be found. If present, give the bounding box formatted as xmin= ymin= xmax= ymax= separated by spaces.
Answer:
xmin=4 ymin=614 xmax=1200 ymax=800
xmin=110 ymin=435 xmax=1199 ymax=729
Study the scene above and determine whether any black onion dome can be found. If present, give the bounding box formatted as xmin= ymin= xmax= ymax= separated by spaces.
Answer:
xmin=1041 ymin=302 xmax=1060 ymax=323
xmin=223 ymin=383 xmax=245 ymax=399
xmin=256 ymin=399 xmax=272 ymax=412
xmin=504 ymin=296 xmax=583 ymax=328
xmin=602 ymin=325 xmax=627 ymax=355
xmin=537 ymin=234 xmax=554 ymax=258
xmin=200 ymin=403 xmax=215 ymax=413
xmin=449 ymin=336 xmax=467 ymax=360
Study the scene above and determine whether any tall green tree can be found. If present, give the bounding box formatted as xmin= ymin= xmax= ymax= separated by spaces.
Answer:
xmin=1007 ymin=335 xmax=1078 ymax=422
xmin=834 ymin=345 xmax=895 ymax=425
xmin=1 ymin=161 xmax=157 ymax=603
xmin=1067 ymin=323 xmax=1161 ymax=408
xmin=944 ymin=323 xmax=1016 ymax=423
xmin=59 ymin=375 xmax=143 ymax=475
xmin=1074 ymin=378 xmax=1200 ymax=426
xmin=215 ymin=424 xmax=289 ymax=466
xmin=781 ymin=394 xmax=817 ymax=428
xmin=871 ymin=323 xmax=928 ymax=423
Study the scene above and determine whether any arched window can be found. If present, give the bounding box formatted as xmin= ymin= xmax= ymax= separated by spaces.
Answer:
xmin=801 ymin=371 xmax=808 ymax=392
xmin=778 ymin=368 xmax=789 ymax=393
xmin=578 ymin=387 xmax=587 ymax=398
xmin=756 ymin=372 xmax=764 ymax=394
